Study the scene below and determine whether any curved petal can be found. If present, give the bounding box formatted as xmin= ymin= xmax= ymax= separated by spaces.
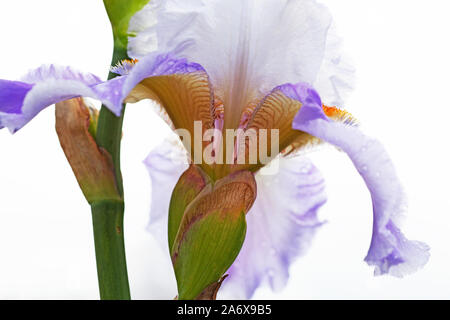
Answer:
xmin=220 ymin=156 xmax=327 ymax=299
xmin=0 ymin=65 xmax=122 ymax=132
xmin=1 ymin=52 xmax=214 ymax=135
xmin=289 ymin=82 xmax=430 ymax=276
xmin=237 ymin=84 xmax=321 ymax=173
xmin=143 ymin=136 xmax=189 ymax=251
xmin=119 ymin=52 xmax=215 ymax=140
xmin=0 ymin=80 xmax=32 ymax=129
xmin=128 ymin=0 xmax=339 ymax=129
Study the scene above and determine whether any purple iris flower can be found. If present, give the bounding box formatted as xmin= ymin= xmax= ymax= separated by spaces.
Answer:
xmin=0 ymin=0 xmax=429 ymax=299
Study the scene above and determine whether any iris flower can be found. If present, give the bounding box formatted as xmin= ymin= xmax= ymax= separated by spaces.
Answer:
xmin=131 ymin=0 xmax=430 ymax=298
xmin=0 ymin=0 xmax=429 ymax=299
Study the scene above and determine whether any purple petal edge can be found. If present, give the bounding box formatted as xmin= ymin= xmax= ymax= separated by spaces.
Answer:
xmin=0 ymin=52 xmax=206 ymax=133
xmin=0 ymin=65 xmax=119 ymax=133
xmin=143 ymin=139 xmax=189 ymax=250
xmin=288 ymin=82 xmax=429 ymax=277
xmin=119 ymin=51 xmax=206 ymax=102
xmin=221 ymin=156 xmax=327 ymax=299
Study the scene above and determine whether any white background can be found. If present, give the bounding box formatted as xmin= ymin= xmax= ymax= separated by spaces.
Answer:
xmin=0 ymin=0 xmax=449 ymax=299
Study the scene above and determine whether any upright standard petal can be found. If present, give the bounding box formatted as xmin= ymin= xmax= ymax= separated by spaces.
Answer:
xmin=313 ymin=24 xmax=355 ymax=108
xmin=289 ymin=83 xmax=429 ymax=276
xmin=220 ymin=156 xmax=327 ymax=299
xmin=128 ymin=0 xmax=347 ymax=129
xmin=103 ymin=0 xmax=151 ymax=50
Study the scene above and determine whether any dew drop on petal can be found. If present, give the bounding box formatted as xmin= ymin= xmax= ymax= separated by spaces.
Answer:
xmin=300 ymin=166 xmax=309 ymax=174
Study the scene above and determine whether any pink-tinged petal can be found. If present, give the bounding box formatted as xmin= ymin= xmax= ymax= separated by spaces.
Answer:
xmin=143 ymin=137 xmax=189 ymax=251
xmin=290 ymin=83 xmax=430 ymax=276
xmin=220 ymin=156 xmax=327 ymax=299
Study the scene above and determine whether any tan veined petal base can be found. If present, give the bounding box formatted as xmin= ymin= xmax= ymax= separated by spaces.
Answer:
xmin=122 ymin=65 xmax=354 ymax=180
xmin=125 ymin=70 xmax=215 ymax=157
xmin=216 ymin=88 xmax=319 ymax=177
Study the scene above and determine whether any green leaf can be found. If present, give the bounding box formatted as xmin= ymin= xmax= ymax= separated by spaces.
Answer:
xmin=103 ymin=0 xmax=150 ymax=50
xmin=170 ymin=170 xmax=257 ymax=300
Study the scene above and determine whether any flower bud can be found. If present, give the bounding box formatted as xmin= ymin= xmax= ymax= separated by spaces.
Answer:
xmin=169 ymin=168 xmax=257 ymax=299
xmin=168 ymin=165 xmax=211 ymax=251
xmin=55 ymin=98 xmax=121 ymax=203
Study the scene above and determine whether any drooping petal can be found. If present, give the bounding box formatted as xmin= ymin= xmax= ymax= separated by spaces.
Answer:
xmin=128 ymin=0 xmax=339 ymax=129
xmin=0 ymin=80 xmax=32 ymax=129
xmin=220 ymin=156 xmax=327 ymax=299
xmin=289 ymin=82 xmax=430 ymax=276
xmin=0 ymin=65 xmax=123 ymax=132
xmin=0 ymin=51 xmax=214 ymax=134
xmin=143 ymin=136 xmax=189 ymax=252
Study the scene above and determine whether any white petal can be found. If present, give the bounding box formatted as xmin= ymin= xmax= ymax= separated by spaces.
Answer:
xmin=219 ymin=155 xmax=327 ymax=299
xmin=129 ymin=0 xmax=347 ymax=128
xmin=313 ymin=23 xmax=355 ymax=107
xmin=128 ymin=1 xmax=159 ymax=57
xmin=143 ymin=136 xmax=189 ymax=251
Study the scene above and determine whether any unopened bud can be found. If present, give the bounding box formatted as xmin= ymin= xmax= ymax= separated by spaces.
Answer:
xmin=170 ymin=168 xmax=257 ymax=299
xmin=55 ymin=98 xmax=121 ymax=203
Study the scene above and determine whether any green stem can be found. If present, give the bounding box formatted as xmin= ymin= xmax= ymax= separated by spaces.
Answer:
xmin=91 ymin=45 xmax=130 ymax=300
xmin=91 ymin=200 xmax=129 ymax=300
xmin=96 ymin=45 xmax=128 ymax=196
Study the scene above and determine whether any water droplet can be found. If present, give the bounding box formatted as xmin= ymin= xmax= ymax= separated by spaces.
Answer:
xmin=300 ymin=167 xmax=309 ymax=174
